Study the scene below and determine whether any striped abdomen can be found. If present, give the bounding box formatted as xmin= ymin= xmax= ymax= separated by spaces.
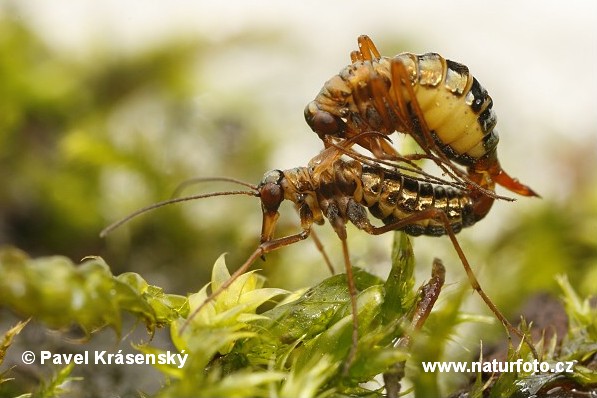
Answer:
xmin=305 ymin=35 xmax=538 ymax=198
xmin=358 ymin=164 xmax=491 ymax=236
xmin=306 ymin=52 xmax=499 ymax=167
xmin=280 ymin=157 xmax=495 ymax=239
xmin=389 ymin=53 xmax=499 ymax=166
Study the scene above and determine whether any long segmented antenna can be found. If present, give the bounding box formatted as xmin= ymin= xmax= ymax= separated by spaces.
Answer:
xmin=99 ymin=190 xmax=258 ymax=238
xmin=171 ymin=177 xmax=258 ymax=198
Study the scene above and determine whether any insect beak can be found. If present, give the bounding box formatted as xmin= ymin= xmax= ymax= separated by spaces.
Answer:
xmin=258 ymin=177 xmax=284 ymax=244
xmin=260 ymin=209 xmax=280 ymax=244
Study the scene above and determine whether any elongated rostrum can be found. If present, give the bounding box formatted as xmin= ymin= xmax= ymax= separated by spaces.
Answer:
xmin=243 ymin=145 xmax=525 ymax=368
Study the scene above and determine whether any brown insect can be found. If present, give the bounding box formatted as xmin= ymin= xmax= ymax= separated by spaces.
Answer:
xmin=101 ymin=136 xmax=536 ymax=369
xmin=304 ymin=35 xmax=539 ymax=199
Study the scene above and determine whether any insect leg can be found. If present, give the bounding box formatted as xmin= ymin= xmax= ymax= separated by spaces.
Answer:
xmin=324 ymin=200 xmax=360 ymax=373
xmin=345 ymin=123 xmax=401 ymax=161
xmin=352 ymin=37 xmax=403 ymax=159
xmin=345 ymin=199 xmax=538 ymax=357
xmin=389 ymin=59 xmax=448 ymax=157
xmin=349 ymin=62 xmax=403 ymax=159
xmin=181 ymin=228 xmax=312 ymax=333
xmin=340 ymin=237 xmax=359 ymax=374
xmin=350 ymin=35 xmax=381 ymax=62
xmin=308 ymin=227 xmax=336 ymax=275
xmin=357 ymin=34 xmax=381 ymax=61
xmin=350 ymin=50 xmax=363 ymax=63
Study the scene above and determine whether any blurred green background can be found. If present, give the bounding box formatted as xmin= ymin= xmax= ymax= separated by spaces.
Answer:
xmin=0 ymin=10 xmax=277 ymax=293
xmin=1 ymin=0 xmax=596 ymax=332
xmin=0 ymin=1 xmax=596 ymax=396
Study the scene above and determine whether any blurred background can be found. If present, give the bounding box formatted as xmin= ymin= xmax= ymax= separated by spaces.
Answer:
xmin=1 ymin=0 xmax=596 ymax=395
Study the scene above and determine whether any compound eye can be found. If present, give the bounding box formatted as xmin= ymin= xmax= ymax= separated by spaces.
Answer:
xmin=261 ymin=182 xmax=283 ymax=212
xmin=309 ymin=111 xmax=346 ymax=137
xmin=259 ymin=170 xmax=284 ymax=211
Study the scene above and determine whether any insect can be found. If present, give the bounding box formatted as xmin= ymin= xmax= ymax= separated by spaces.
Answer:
xmin=101 ymin=136 xmax=535 ymax=369
xmin=304 ymin=35 xmax=538 ymax=198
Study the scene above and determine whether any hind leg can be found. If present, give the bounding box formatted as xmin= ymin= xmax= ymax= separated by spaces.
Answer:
xmin=350 ymin=34 xmax=382 ymax=62
xmin=345 ymin=199 xmax=538 ymax=357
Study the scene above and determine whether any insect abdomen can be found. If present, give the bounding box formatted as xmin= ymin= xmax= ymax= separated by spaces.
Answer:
xmin=396 ymin=53 xmax=499 ymax=166
xmin=359 ymin=165 xmax=476 ymax=236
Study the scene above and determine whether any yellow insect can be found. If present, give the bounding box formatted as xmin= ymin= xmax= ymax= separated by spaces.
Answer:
xmin=304 ymin=35 xmax=538 ymax=198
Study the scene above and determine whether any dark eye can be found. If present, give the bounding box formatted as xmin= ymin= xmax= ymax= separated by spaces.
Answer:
xmin=305 ymin=109 xmax=346 ymax=138
xmin=261 ymin=182 xmax=283 ymax=212
xmin=259 ymin=170 xmax=284 ymax=212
